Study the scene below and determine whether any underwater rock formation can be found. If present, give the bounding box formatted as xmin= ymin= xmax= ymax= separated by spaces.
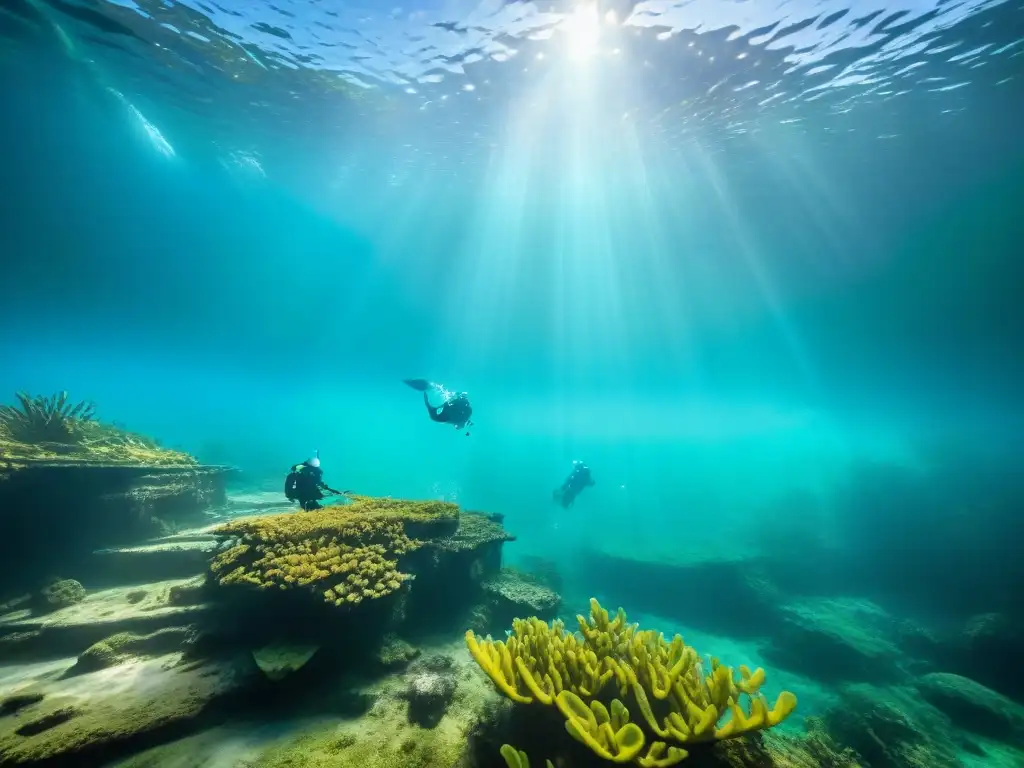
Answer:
xmin=0 ymin=567 xmax=249 ymax=766
xmin=469 ymin=568 xmax=562 ymax=637
xmin=0 ymin=490 xmax=529 ymax=767
xmin=201 ymin=497 xmax=521 ymax=656
xmin=577 ymin=552 xmax=792 ymax=642
xmin=949 ymin=612 xmax=1024 ymax=701
xmin=0 ymin=654 xmax=252 ymax=765
xmin=916 ymin=672 xmax=1024 ymax=742
xmin=823 ymin=683 xmax=963 ymax=768
xmin=0 ymin=577 xmax=210 ymax=662
xmin=404 ymin=655 xmax=459 ymax=727
xmin=762 ymin=598 xmax=907 ymax=685
xmin=239 ymin=638 xmax=494 ymax=768
xmin=466 ymin=598 xmax=797 ymax=766
xmin=32 ymin=579 xmax=86 ymax=614
xmin=0 ymin=392 xmax=234 ymax=593
xmin=251 ymin=642 xmax=321 ymax=681
xmin=0 ymin=461 xmax=232 ymax=590
xmin=376 ymin=633 xmax=421 ymax=669
xmin=482 ymin=569 xmax=561 ymax=615
xmin=0 ymin=487 xmax=885 ymax=768
xmin=67 ymin=627 xmax=196 ymax=676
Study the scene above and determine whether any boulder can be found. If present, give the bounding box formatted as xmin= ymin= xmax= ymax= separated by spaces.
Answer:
xmin=251 ymin=643 xmax=320 ymax=681
xmin=32 ymin=579 xmax=85 ymax=614
xmin=916 ymin=672 xmax=1024 ymax=742
xmin=762 ymin=598 xmax=905 ymax=684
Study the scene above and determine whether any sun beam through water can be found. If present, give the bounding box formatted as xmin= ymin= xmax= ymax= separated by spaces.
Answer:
xmin=562 ymin=3 xmax=602 ymax=62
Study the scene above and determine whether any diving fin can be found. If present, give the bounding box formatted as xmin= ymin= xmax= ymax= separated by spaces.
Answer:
xmin=403 ymin=378 xmax=432 ymax=392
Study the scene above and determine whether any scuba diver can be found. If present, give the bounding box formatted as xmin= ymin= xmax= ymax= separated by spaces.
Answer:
xmin=284 ymin=451 xmax=344 ymax=511
xmin=553 ymin=461 xmax=595 ymax=509
xmin=403 ymin=379 xmax=474 ymax=435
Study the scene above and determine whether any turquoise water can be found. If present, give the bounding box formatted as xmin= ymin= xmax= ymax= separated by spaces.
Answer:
xmin=2 ymin=0 xmax=1024 ymax=765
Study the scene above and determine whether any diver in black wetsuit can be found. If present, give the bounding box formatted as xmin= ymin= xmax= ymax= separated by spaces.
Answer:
xmin=284 ymin=452 xmax=343 ymax=511
xmin=403 ymin=379 xmax=474 ymax=435
xmin=553 ymin=461 xmax=595 ymax=508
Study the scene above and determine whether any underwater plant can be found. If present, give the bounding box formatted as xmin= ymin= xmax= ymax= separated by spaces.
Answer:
xmin=467 ymin=598 xmax=798 ymax=767
xmin=0 ymin=391 xmax=197 ymax=465
xmin=0 ymin=391 xmax=97 ymax=445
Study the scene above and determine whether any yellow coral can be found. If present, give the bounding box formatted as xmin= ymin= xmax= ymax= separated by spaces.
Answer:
xmin=466 ymin=599 xmax=798 ymax=766
xmin=209 ymin=497 xmax=458 ymax=607
xmin=500 ymin=744 xmax=556 ymax=768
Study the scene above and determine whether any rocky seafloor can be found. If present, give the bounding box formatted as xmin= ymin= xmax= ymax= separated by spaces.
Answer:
xmin=0 ymin=490 xmax=1022 ymax=768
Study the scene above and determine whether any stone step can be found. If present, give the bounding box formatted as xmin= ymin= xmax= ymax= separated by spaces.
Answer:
xmin=91 ymin=535 xmax=219 ymax=584
xmin=87 ymin=490 xmax=295 ymax=585
xmin=0 ymin=578 xmax=209 ymax=662
xmin=201 ymin=491 xmax=295 ymax=522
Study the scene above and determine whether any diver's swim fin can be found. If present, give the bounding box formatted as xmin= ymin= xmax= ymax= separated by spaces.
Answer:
xmin=403 ymin=379 xmax=431 ymax=392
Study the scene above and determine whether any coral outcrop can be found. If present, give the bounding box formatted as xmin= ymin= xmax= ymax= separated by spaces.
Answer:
xmin=466 ymin=598 xmax=797 ymax=766
xmin=208 ymin=497 xmax=460 ymax=607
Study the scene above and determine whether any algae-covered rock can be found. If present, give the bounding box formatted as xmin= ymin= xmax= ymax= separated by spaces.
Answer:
xmin=67 ymin=627 xmax=194 ymax=676
xmin=763 ymin=598 xmax=905 ymax=684
xmin=0 ymin=654 xmax=252 ymax=764
xmin=0 ymin=578 xmax=211 ymax=664
xmin=249 ymin=640 xmax=495 ymax=768
xmin=705 ymin=729 xmax=865 ymax=767
xmin=824 ymin=683 xmax=961 ymax=768
xmin=958 ymin=613 xmax=1024 ymax=700
xmin=167 ymin=575 xmax=208 ymax=606
xmin=482 ymin=569 xmax=560 ymax=616
xmin=917 ymin=672 xmax=1024 ymax=741
xmin=251 ymin=642 xmax=320 ymax=681
xmin=0 ymin=693 xmax=44 ymax=717
xmin=376 ymin=633 xmax=420 ymax=669
xmin=468 ymin=568 xmax=563 ymax=637
xmin=404 ymin=667 xmax=457 ymax=728
xmin=34 ymin=579 xmax=85 ymax=613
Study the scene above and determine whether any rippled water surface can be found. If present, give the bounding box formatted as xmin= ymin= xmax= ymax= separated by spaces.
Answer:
xmin=4 ymin=0 xmax=1022 ymax=182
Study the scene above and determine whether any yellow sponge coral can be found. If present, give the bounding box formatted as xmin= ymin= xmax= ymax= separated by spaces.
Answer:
xmin=209 ymin=497 xmax=458 ymax=607
xmin=466 ymin=598 xmax=797 ymax=766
